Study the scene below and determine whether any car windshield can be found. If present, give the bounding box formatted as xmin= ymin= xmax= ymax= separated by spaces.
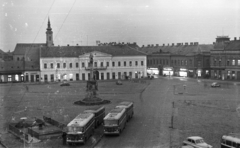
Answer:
xmin=195 ymin=139 xmax=204 ymax=143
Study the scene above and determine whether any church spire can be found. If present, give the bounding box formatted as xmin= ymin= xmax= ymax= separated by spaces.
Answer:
xmin=46 ymin=17 xmax=53 ymax=47
xmin=47 ymin=17 xmax=52 ymax=31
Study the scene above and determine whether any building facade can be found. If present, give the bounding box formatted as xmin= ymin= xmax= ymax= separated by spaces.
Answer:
xmin=211 ymin=36 xmax=240 ymax=80
xmin=40 ymin=47 xmax=147 ymax=82
xmin=140 ymin=43 xmax=213 ymax=78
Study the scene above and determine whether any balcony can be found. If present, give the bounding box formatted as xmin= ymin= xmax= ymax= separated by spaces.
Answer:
xmin=85 ymin=66 xmax=108 ymax=71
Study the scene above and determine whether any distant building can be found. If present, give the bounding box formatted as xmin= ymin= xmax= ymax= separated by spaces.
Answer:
xmin=0 ymin=18 xmax=53 ymax=82
xmin=139 ymin=43 xmax=213 ymax=78
xmin=40 ymin=45 xmax=146 ymax=82
xmin=211 ymin=36 xmax=240 ymax=80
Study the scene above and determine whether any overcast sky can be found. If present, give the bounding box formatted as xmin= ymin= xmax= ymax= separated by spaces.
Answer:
xmin=1 ymin=0 xmax=240 ymax=51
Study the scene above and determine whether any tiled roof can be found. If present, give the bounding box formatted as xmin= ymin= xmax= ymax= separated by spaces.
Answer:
xmin=41 ymin=45 xmax=146 ymax=58
xmin=13 ymin=43 xmax=46 ymax=61
xmin=225 ymin=40 xmax=240 ymax=51
xmin=0 ymin=50 xmax=13 ymax=61
xmin=138 ymin=44 xmax=214 ymax=56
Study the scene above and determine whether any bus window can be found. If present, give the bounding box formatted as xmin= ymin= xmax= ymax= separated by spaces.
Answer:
xmin=104 ymin=120 xmax=118 ymax=126
xmin=233 ymin=142 xmax=236 ymax=147
xmin=226 ymin=140 xmax=231 ymax=146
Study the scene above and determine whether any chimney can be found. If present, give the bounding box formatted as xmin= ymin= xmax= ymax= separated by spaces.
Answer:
xmin=190 ymin=42 xmax=193 ymax=45
xmin=142 ymin=45 xmax=145 ymax=48
xmin=234 ymin=37 xmax=237 ymax=41
xmin=194 ymin=42 xmax=199 ymax=45
xmin=147 ymin=44 xmax=150 ymax=47
xmin=172 ymin=43 xmax=174 ymax=46
xmin=76 ymin=44 xmax=79 ymax=46
xmin=151 ymin=44 xmax=154 ymax=47
xmin=67 ymin=44 xmax=69 ymax=46
xmin=156 ymin=44 xmax=159 ymax=47
xmin=122 ymin=42 xmax=124 ymax=44
xmin=185 ymin=43 xmax=188 ymax=45
xmin=163 ymin=44 xmax=165 ymax=46
xmin=213 ymin=42 xmax=215 ymax=45
xmin=168 ymin=44 xmax=169 ymax=46
xmin=133 ymin=42 xmax=136 ymax=45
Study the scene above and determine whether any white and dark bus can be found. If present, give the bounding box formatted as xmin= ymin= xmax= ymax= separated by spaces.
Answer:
xmin=66 ymin=112 xmax=95 ymax=144
xmin=115 ymin=101 xmax=134 ymax=122
xmin=103 ymin=108 xmax=127 ymax=135
xmin=221 ymin=134 xmax=240 ymax=148
xmin=84 ymin=106 xmax=105 ymax=128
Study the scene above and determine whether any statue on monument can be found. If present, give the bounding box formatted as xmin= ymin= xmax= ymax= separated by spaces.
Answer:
xmin=74 ymin=52 xmax=110 ymax=105
xmin=86 ymin=53 xmax=98 ymax=99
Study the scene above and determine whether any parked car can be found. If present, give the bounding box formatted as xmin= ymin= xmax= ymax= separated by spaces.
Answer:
xmin=60 ymin=82 xmax=70 ymax=86
xmin=182 ymin=136 xmax=212 ymax=148
xmin=116 ymin=80 xmax=123 ymax=85
xmin=211 ymin=82 xmax=220 ymax=87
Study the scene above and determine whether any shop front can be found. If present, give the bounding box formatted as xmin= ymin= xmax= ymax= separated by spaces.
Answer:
xmin=163 ymin=67 xmax=173 ymax=76
xmin=179 ymin=68 xmax=188 ymax=77
xmin=188 ymin=69 xmax=194 ymax=77
xmin=147 ymin=68 xmax=159 ymax=75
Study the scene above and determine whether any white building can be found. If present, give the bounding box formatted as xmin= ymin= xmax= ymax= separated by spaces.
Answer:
xmin=40 ymin=46 xmax=147 ymax=82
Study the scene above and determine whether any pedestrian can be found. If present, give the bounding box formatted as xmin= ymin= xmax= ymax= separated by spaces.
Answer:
xmin=62 ymin=132 xmax=67 ymax=145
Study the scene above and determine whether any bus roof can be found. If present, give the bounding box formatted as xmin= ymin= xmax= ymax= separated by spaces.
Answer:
xmin=222 ymin=134 xmax=240 ymax=143
xmin=67 ymin=112 xmax=94 ymax=127
xmin=116 ymin=101 xmax=133 ymax=108
xmin=104 ymin=108 xmax=126 ymax=120
xmin=84 ymin=106 xmax=105 ymax=113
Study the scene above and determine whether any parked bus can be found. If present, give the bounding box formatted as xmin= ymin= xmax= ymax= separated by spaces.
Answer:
xmin=115 ymin=101 xmax=134 ymax=122
xmin=66 ymin=112 xmax=95 ymax=145
xmin=84 ymin=106 xmax=105 ymax=128
xmin=221 ymin=133 xmax=240 ymax=148
xmin=103 ymin=108 xmax=127 ymax=135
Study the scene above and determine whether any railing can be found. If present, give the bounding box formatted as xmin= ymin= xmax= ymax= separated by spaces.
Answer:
xmin=43 ymin=116 xmax=66 ymax=130
xmin=8 ymin=123 xmax=28 ymax=141
xmin=28 ymin=128 xmax=39 ymax=139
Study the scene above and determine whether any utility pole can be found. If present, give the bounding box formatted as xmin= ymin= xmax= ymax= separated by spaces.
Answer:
xmin=169 ymin=101 xmax=174 ymax=148
xmin=170 ymin=101 xmax=175 ymax=129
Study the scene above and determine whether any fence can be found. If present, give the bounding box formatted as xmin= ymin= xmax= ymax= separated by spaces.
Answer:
xmin=8 ymin=123 xmax=28 ymax=142
xmin=43 ymin=116 xmax=66 ymax=130
xmin=28 ymin=128 xmax=39 ymax=139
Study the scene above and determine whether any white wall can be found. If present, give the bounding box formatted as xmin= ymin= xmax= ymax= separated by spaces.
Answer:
xmin=40 ymin=53 xmax=146 ymax=82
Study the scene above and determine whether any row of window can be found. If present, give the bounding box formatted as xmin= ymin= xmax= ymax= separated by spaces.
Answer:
xmin=43 ymin=61 xmax=144 ymax=69
xmin=43 ymin=71 xmax=144 ymax=81
xmin=213 ymin=59 xmax=240 ymax=66
xmin=148 ymin=59 xmax=195 ymax=66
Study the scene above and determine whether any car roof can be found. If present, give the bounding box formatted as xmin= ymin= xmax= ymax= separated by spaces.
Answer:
xmin=187 ymin=136 xmax=203 ymax=140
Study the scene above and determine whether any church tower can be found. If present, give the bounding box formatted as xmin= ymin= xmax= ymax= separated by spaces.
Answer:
xmin=46 ymin=17 xmax=53 ymax=47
